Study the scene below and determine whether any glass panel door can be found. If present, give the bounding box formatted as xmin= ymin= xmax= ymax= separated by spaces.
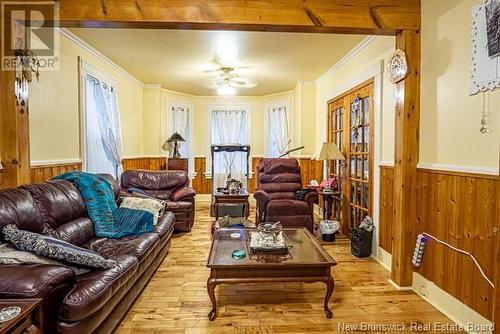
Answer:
xmin=327 ymin=81 xmax=373 ymax=235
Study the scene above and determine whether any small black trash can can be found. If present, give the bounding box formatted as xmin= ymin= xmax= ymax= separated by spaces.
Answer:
xmin=351 ymin=227 xmax=373 ymax=258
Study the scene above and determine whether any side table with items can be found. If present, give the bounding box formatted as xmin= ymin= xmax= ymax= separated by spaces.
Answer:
xmin=0 ymin=299 xmax=42 ymax=334
xmin=213 ymin=191 xmax=250 ymax=220
xmin=317 ymin=190 xmax=342 ymax=221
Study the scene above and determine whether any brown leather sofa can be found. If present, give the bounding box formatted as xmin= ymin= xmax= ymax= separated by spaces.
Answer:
xmin=120 ymin=170 xmax=196 ymax=233
xmin=254 ymin=158 xmax=318 ymax=233
xmin=0 ymin=177 xmax=175 ymax=334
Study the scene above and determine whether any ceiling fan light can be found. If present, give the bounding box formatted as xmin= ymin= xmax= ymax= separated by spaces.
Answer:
xmin=217 ymin=85 xmax=236 ymax=96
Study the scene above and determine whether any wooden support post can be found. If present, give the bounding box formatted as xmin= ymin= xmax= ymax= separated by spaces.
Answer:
xmin=391 ymin=30 xmax=421 ymax=287
xmin=0 ymin=61 xmax=31 ymax=188
xmin=493 ymin=158 xmax=500 ymax=332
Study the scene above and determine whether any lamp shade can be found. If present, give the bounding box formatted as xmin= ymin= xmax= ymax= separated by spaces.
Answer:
xmin=315 ymin=142 xmax=345 ymax=161
xmin=167 ymin=132 xmax=185 ymax=142
xmin=161 ymin=140 xmax=171 ymax=151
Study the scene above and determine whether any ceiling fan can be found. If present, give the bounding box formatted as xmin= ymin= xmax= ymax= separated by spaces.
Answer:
xmin=204 ymin=62 xmax=257 ymax=95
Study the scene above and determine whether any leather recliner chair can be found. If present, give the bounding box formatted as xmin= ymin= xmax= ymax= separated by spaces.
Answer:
xmin=253 ymin=158 xmax=318 ymax=233
xmin=120 ymin=170 xmax=196 ymax=232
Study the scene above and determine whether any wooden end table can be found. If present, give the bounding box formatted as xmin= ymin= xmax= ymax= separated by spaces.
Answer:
xmin=213 ymin=191 xmax=250 ymax=220
xmin=318 ymin=190 xmax=341 ymax=221
xmin=0 ymin=299 xmax=42 ymax=334
xmin=206 ymin=228 xmax=337 ymax=320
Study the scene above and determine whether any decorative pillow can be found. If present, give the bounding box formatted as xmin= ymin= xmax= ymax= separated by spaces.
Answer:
xmin=2 ymin=225 xmax=116 ymax=269
xmin=119 ymin=197 xmax=165 ymax=225
xmin=0 ymin=243 xmax=90 ymax=275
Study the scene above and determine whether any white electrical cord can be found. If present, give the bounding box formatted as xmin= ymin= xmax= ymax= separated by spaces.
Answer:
xmin=420 ymin=232 xmax=494 ymax=288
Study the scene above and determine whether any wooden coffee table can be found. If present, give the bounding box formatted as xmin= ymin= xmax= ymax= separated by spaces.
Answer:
xmin=206 ymin=228 xmax=337 ymax=320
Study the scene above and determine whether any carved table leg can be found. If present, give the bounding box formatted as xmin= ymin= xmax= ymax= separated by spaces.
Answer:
xmin=324 ymin=275 xmax=335 ymax=318
xmin=207 ymin=278 xmax=217 ymax=320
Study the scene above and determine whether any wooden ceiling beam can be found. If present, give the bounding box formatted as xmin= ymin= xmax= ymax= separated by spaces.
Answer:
xmin=58 ymin=0 xmax=421 ymax=34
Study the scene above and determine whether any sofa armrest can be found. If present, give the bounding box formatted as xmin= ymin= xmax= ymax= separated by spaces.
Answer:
xmin=304 ymin=191 xmax=319 ymax=212
xmin=0 ymin=264 xmax=76 ymax=333
xmin=253 ymin=189 xmax=270 ymax=205
xmin=171 ymin=187 xmax=196 ymax=202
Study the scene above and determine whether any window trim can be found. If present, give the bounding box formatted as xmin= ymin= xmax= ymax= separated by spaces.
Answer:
xmin=205 ymin=102 xmax=252 ymax=177
xmin=78 ymin=57 xmax=119 ymax=173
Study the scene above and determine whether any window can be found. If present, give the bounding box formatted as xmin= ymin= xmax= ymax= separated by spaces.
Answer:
xmin=166 ymin=101 xmax=192 ymax=174
xmin=210 ymin=108 xmax=248 ymax=189
xmin=83 ymin=72 xmax=123 ymax=178
xmin=266 ymin=104 xmax=290 ymax=158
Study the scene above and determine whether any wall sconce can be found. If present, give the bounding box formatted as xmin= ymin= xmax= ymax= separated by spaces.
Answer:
xmin=14 ymin=49 xmax=40 ymax=104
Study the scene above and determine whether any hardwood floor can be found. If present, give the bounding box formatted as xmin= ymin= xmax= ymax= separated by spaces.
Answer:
xmin=117 ymin=200 xmax=459 ymax=334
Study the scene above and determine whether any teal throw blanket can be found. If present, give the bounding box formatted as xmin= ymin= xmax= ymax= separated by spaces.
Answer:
xmin=55 ymin=172 xmax=153 ymax=238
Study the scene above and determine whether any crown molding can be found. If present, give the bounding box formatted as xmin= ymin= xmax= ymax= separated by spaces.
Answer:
xmin=315 ymin=35 xmax=377 ymax=83
xmin=144 ymin=84 xmax=162 ymax=89
xmin=58 ymin=28 xmax=144 ymax=86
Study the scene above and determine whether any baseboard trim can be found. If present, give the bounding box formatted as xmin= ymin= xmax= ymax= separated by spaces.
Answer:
xmin=371 ymin=247 xmax=392 ymax=272
xmin=412 ymin=273 xmax=494 ymax=334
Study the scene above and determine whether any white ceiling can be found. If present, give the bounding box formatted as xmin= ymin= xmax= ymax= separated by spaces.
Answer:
xmin=69 ymin=28 xmax=365 ymax=96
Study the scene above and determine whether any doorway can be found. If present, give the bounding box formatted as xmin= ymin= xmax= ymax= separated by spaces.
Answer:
xmin=327 ymin=79 xmax=374 ymax=235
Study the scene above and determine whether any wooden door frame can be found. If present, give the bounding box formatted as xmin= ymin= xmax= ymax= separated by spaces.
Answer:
xmin=327 ymin=78 xmax=374 ymax=236
xmin=2 ymin=0 xmax=420 ymax=293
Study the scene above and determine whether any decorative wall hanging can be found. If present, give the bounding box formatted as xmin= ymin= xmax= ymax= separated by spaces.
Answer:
xmin=471 ymin=1 xmax=500 ymax=95
xmin=14 ymin=49 xmax=40 ymax=104
xmin=387 ymin=49 xmax=408 ymax=84
xmin=471 ymin=0 xmax=499 ymax=134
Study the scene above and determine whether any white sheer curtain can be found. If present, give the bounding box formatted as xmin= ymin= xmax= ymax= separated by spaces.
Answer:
xmin=85 ymin=74 xmax=123 ymax=177
xmin=167 ymin=105 xmax=190 ymax=158
xmin=211 ymin=109 xmax=247 ymax=189
xmin=267 ymin=105 xmax=290 ymax=157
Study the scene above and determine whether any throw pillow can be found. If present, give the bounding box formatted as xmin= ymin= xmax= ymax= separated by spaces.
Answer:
xmin=0 ymin=243 xmax=90 ymax=275
xmin=3 ymin=225 xmax=116 ymax=269
xmin=119 ymin=197 xmax=165 ymax=225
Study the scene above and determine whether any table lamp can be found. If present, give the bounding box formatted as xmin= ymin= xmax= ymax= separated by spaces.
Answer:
xmin=315 ymin=142 xmax=345 ymax=193
xmin=164 ymin=132 xmax=185 ymax=158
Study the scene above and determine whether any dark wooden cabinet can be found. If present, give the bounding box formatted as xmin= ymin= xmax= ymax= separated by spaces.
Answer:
xmin=167 ymin=158 xmax=188 ymax=173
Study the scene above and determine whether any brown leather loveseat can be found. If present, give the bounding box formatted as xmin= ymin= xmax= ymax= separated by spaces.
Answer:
xmin=0 ymin=176 xmax=175 ymax=334
xmin=120 ymin=170 xmax=196 ymax=232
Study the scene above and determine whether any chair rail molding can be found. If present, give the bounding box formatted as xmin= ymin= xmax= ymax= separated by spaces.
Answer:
xmin=417 ymin=162 xmax=499 ymax=177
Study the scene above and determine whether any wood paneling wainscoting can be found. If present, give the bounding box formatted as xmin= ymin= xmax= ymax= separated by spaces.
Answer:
xmin=30 ymin=162 xmax=82 ymax=184
xmin=378 ymin=164 xmax=498 ymax=320
xmin=192 ymin=156 xmax=323 ymax=194
xmin=122 ymin=157 xmax=166 ymax=171
xmin=379 ymin=165 xmax=394 ymax=253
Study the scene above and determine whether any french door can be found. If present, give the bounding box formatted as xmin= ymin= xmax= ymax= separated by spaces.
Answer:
xmin=327 ymin=79 xmax=374 ymax=235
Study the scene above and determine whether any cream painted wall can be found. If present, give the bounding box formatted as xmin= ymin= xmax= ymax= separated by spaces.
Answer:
xmin=29 ymin=30 xmax=144 ymax=162
xmin=314 ymin=36 xmax=396 ymax=163
xmin=421 ymin=0 xmax=499 ymax=169
xmin=141 ymin=89 xmax=299 ymax=162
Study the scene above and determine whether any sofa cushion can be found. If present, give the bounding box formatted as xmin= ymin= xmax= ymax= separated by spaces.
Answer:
xmin=154 ymin=212 xmax=175 ymax=237
xmin=21 ymin=180 xmax=87 ymax=229
xmin=267 ymin=200 xmax=310 ymax=216
xmin=85 ymin=233 xmax=159 ymax=261
xmin=0 ymin=264 xmax=76 ymax=298
xmin=121 ymin=170 xmax=188 ymax=190
xmin=49 ymin=217 xmax=95 ymax=247
xmin=0 ymin=188 xmax=46 ymax=239
xmin=60 ymin=255 xmax=138 ymax=322
xmin=3 ymin=225 xmax=116 ymax=269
